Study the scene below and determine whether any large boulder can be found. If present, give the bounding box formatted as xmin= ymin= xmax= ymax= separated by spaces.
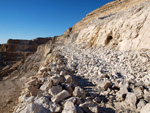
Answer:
xmin=18 ymin=103 xmax=49 ymax=113
xmin=125 ymin=92 xmax=137 ymax=109
xmin=51 ymin=90 xmax=71 ymax=103
xmin=79 ymin=101 xmax=98 ymax=113
xmin=73 ymin=86 xmax=86 ymax=99
xmin=62 ymin=101 xmax=77 ymax=113
xmin=40 ymin=80 xmax=53 ymax=92
xmin=51 ymin=74 xmax=64 ymax=85
xmin=34 ymin=96 xmax=50 ymax=109
xmin=49 ymin=102 xmax=62 ymax=112
xmin=140 ymin=103 xmax=150 ymax=113
xmin=48 ymin=85 xmax=62 ymax=96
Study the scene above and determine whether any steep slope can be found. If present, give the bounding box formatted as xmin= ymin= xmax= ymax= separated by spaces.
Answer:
xmin=0 ymin=38 xmax=51 ymax=79
xmin=72 ymin=0 xmax=149 ymax=33
xmin=0 ymin=38 xmax=56 ymax=113
xmin=76 ymin=1 xmax=150 ymax=51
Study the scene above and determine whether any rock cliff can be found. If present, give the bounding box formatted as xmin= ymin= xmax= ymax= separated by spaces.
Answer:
xmin=0 ymin=38 xmax=51 ymax=78
xmin=76 ymin=1 xmax=150 ymax=51
xmin=1 ymin=0 xmax=150 ymax=113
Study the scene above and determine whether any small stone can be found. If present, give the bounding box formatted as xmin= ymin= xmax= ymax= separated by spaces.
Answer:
xmin=64 ymin=75 xmax=72 ymax=83
xmin=73 ymin=86 xmax=86 ymax=99
xmin=137 ymin=99 xmax=146 ymax=110
xmin=25 ymin=79 xmax=38 ymax=88
xmin=28 ymin=86 xmax=40 ymax=96
xmin=40 ymin=66 xmax=47 ymax=73
xmin=51 ymin=75 xmax=64 ymax=85
xmin=61 ymin=97 xmax=82 ymax=106
xmin=18 ymin=103 xmax=49 ymax=113
xmin=51 ymin=90 xmax=71 ymax=103
xmin=40 ymin=80 xmax=53 ymax=92
xmin=34 ymin=96 xmax=50 ymax=109
xmin=60 ymin=70 xmax=67 ymax=76
xmin=98 ymin=80 xmax=112 ymax=91
xmin=18 ymin=93 xmax=29 ymax=102
xmin=75 ymin=97 xmax=82 ymax=105
xmin=48 ymin=85 xmax=62 ymax=96
xmin=42 ymin=72 xmax=49 ymax=78
xmin=133 ymin=87 xmax=143 ymax=99
xmin=79 ymin=101 xmax=98 ymax=113
xmin=65 ymin=83 xmax=73 ymax=94
xmin=62 ymin=101 xmax=77 ymax=113
xmin=144 ymin=92 xmax=150 ymax=102
xmin=125 ymin=92 xmax=137 ymax=109
xmin=49 ymin=102 xmax=62 ymax=112
xmin=88 ymin=104 xmax=98 ymax=113
xmin=116 ymin=87 xmax=128 ymax=101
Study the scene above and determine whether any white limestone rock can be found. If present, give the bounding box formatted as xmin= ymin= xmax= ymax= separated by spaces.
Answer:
xmin=73 ymin=86 xmax=86 ymax=99
xmin=40 ymin=66 xmax=47 ymax=73
xmin=140 ymin=103 xmax=150 ymax=113
xmin=49 ymin=102 xmax=62 ymax=112
xmin=18 ymin=103 xmax=49 ymax=113
xmin=48 ymin=85 xmax=62 ymax=96
xmin=137 ymin=99 xmax=146 ymax=110
xmin=51 ymin=90 xmax=71 ymax=103
xmin=125 ymin=92 xmax=137 ymax=109
xmin=62 ymin=101 xmax=77 ymax=113
xmin=40 ymin=80 xmax=53 ymax=92
xmin=116 ymin=87 xmax=128 ymax=101
xmin=51 ymin=74 xmax=64 ymax=85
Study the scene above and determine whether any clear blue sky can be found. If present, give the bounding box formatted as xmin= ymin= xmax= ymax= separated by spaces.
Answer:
xmin=0 ymin=0 xmax=113 ymax=44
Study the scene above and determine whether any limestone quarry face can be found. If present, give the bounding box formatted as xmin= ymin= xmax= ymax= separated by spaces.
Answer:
xmin=76 ymin=1 xmax=150 ymax=51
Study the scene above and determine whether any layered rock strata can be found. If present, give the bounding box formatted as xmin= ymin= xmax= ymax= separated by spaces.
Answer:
xmin=0 ymin=38 xmax=51 ymax=78
xmin=76 ymin=1 xmax=150 ymax=51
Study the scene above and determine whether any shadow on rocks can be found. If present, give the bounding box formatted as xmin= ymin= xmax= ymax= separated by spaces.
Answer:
xmin=71 ymin=74 xmax=114 ymax=113
xmin=98 ymin=107 xmax=115 ymax=113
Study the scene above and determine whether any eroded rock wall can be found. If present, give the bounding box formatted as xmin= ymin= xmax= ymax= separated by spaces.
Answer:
xmin=0 ymin=38 xmax=51 ymax=69
xmin=76 ymin=1 xmax=150 ymax=51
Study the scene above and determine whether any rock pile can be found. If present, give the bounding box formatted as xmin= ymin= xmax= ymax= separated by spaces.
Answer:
xmin=14 ymin=53 xmax=101 ymax=113
xmin=59 ymin=44 xmax=150 ymax=112
xmin=14 ymin=43 xmax=150 ymax=113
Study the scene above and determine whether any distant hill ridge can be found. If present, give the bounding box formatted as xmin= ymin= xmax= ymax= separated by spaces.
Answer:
xmin=0 ymin=38 xmax=51 ymax=75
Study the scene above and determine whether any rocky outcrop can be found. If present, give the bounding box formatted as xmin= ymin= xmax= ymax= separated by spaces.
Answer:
xmin=0 ymin=38 xmax=52 ymax=78
xmin=76 ymin=1 xmax=150 ymax=51
xmin=72 ymin=0 xmax=148 ymax=33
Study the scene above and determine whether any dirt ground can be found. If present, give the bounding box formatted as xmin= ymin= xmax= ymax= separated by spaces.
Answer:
xmin=0 ymin=73 xmax=22 ymax=113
